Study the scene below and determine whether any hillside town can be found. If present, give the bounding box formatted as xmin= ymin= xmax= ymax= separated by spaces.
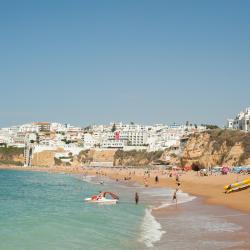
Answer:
xmin=0 ymin=106 xmax=249 ymax=167
xmin=0 ymin=120 xmax=206 ymax=166
xmin=0 ymin=122 xmax=207 ymax=149
xmin=0 ymin=121 xmax=205 ymax=153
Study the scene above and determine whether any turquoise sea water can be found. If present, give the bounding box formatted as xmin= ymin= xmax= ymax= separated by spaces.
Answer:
xmin=0 ymin=170 xmax=146 ymax=250
xmin=2 ymin=169 xmax=248 ymax=250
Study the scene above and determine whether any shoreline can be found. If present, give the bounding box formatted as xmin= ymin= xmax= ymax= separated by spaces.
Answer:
xmin=1 ymin=165 xmax=250 ymax=213
xmin=1 ymin=165 xmax=250 ymax=249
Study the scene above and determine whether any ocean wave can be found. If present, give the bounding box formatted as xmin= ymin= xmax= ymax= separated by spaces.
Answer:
xmin=139 ymin=188 xmax=196 ymax=248
xmin=81 ymin=175 xmax=95 ymax=183
xmin=155 ymin=190 xmax=196 ymax=210
xmin=139 ymin=208 xmax=165 ymax=248
xmin=81 ymin=175 xmax=103 ymax=185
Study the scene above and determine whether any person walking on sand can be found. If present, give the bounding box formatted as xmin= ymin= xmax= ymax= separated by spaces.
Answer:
xmin=135 ymin=192 xmax=139 ymax=204
xmin=155 ymin=175 xmax=159 ymax=184
xmin=176 ymin=173 xmax=179 ymax=183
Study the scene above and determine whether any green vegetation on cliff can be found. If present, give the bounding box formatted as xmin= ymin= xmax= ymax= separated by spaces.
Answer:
xmin=114 ymin=150 xmax=163 ymax=166
xmin=0 ymin=146 xmax=24 ymax=166
xmin=208 ymin=129 xmax=250 ymax=163
xmin=77 ymin=150 xmax=93 ymax=164
xmin=0 ymin=147 xmax=23 ymax=155
xmin=181 ymin=129 xmax=250 ymax=167
xmin=201 ymin=124 xmax=220 ymax=130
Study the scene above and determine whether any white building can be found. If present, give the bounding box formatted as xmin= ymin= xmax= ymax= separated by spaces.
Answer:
xmin=19 ymin=123 xmax=39 ymax=133
xmin=106 ymin=130 xmax=148 ymax=146
xmin=102 ymin=140 xmax=125 ymax=148
xmin=0 ymin=129 xmax=12 ymax=144
xmin=227 ymin=107 xmax=250 ymax=132
xmin=109 ymin=122 xmax=147 ymax=132
xmin=226 ymin=119 xmax=234 ymax=129
xmin=50 ymin=122 xmax=67 ymax=132
xmin=83 ymin=133 xmax=97 ymax=149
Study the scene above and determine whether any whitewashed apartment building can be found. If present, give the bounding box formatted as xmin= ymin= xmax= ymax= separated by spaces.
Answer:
xmin=227 ymin=107 xmax=250 ymax=132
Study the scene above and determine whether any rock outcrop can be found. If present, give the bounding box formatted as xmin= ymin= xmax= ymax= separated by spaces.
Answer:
xmin=17 ymin=129 xmax=250 ymax=168
xmin=181 ymin=129 xmax=250 ymax=167
xmin=160 ymin=149 xmax=181 ymax=166
xmin=0 ymin=147 xmax=24 ymax=166
xmin=77 ymin=149 xmax=116 ymax=165
xmin=113 ymin=150 xmax=163 ymax=166
xmin=32 ymin=150 xmax=57 ymax=166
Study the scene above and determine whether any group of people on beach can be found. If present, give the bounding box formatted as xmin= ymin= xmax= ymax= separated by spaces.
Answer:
xmin=88 ymin=167 xmax=183 ymax=206
xmin=134 ymin=173 xmax=181 ymax=206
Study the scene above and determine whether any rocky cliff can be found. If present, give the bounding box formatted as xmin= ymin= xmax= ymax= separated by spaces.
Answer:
xmin=0 ymin=147 xmax=24 ymax=166
xmin=77 ymin=149 xmax=116 ymax=165
xmin=181 ymin=129 xmax=250 ymax=167
xmin=28 ymin=129 xmax=250 ymax=168
xmin=113 ymin=150 xmax=163 ymax=166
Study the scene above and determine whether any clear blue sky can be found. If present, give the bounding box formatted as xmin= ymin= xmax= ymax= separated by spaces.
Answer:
xmin=0 ymin=0 xmax=249 ymax=127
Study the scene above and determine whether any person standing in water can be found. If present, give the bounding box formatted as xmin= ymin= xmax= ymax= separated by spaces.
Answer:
xmin=172 ymin=188 xmax=178 ymax=205
xmin=135 ymin=192 xmax=139 ymax=204
xmin=172 ymin=183 xmax=180 ymax=206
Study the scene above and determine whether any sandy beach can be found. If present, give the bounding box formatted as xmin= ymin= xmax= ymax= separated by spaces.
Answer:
xmin=1 ymin=165 xmax=250 ymax=213
xmin=1 ymin=165 xmax=250 ymax=249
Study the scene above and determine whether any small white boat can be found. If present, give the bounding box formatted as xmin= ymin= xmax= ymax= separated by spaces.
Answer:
xmin=85 ymin=191 xmax=119 ymax=204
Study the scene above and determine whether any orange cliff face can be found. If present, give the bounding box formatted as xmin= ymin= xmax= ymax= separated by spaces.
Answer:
xmin=8 ymin=129 xmax=250 ymax=168
xmin=32 ymin=151 xmax=57 ymax=167
xmin=31 ymin=149 xmax=117 ymax=167
xmin=181 ymin=129 xmax=250 ymax=167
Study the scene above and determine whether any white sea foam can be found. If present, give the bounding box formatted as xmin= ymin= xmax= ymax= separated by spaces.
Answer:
xmin=81 ymin=175 xmax=96 ymax=183
xmin=203 ymin=220 xmax=242 ymax=233
xmin=81 ymin=175 xmax=104 ymax=186
xmin=139 ymin=208 xmax=165 ymax=248
xmin=141 ymin=187 xmax=196 ymax=210
xmin=139 ymin=188 xmax=196 ymax=248
xmin=155 ymin=190 xmax=196 ymax=210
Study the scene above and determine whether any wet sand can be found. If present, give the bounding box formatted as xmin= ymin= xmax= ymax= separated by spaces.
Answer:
xmin=2 ymin=165 xmax=250 ymax=249
xmin=153 ymin=198 xmax=250 ymax=250
xmin=85 ymin=170 xmax=250 ymax=249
